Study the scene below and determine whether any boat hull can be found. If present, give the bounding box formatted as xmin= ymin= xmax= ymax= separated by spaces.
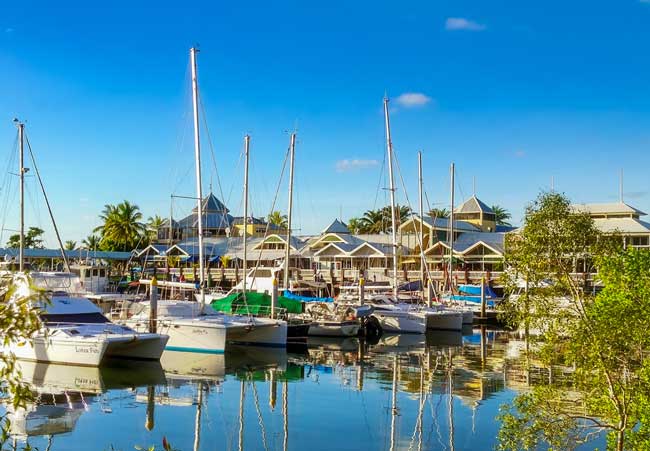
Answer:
xmin=124 ymin=319 xmax=228 ymax=354
xmin=227 ymin=319 xmax=288 ymax=348
xmin=104 ymin=334 xmax=169 ymax=360
xmin=308 ymin=321 xmax=360 ymax=337
xmin=2 ymin=336 xmax=108 ymax=367
xmin=372 ymin=311 xmax=426 ymax=334
xmin=423 ymin=311 xmax=464 ymax=331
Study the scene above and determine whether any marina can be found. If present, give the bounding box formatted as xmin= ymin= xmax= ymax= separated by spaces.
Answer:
xmin=2 ymin=2 xmax=650 ymax=448
xmin=0 ymin=329 xmax=605 ymax=451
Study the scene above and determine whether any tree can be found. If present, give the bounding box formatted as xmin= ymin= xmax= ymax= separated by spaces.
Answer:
xmin=147 ymin=215 xmax=165 ymax=241
xmin=94 ymin=201 xmax=146 ymax=251
xmin=64 ymin=240 xmax=77 ymax=250
xmin=498 ymin=192 xmax=648 ymax=451
xmin=347 ymin=217 xmax=363 ymax=234
xmin=427 ymin=208 xmax=450 ymax=219
xmin=82 ymin=234 xmax=101 ymax=250
xmin=491 ymin=204 xmax=512 ymax=226
xmin=359 ymin=209 xmax=385 ymax=234
xmin=267 ymin=211 xmax=288 ymax=228
xmin=0 ymin=274 xmax=44 ymax=447
xmin=6 ymin=226 xmax=45 ymax=249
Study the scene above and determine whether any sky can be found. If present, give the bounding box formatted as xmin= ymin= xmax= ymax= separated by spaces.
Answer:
xmin=1 ymin=0 xmax=650 ymax=246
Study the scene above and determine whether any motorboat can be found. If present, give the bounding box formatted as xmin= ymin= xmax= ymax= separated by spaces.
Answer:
xmin=0 ymin=274 xmax=168 ymax=366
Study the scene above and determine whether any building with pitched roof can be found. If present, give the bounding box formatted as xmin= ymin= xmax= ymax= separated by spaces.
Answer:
xmin=572 ymin=202 xmax=650 ymax=248
xmin=454 ymin=195 xmax=497 ymax=232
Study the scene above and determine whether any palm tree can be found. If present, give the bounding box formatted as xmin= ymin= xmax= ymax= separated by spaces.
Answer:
xmin=427 ymin=208 xmax=450 ymax=219
xmin=147 ymin=215 xmax=165 ymax=240
xmin=82 ymin=234 xmax=101 ymax=250
xmin=347 ymin=217 xmax=363 ymax=234
xmin=64 ymin=240 xmax=77 ymax=250
xmin=267 ymin=211 xmax=288 ymax=228
xmin=359 ymin=209 xmax=386 ymax=234
xmin=491 ymin=205 xmax=512 ymax=226
xmin=94 ymin=200 xmax=146 ymax=251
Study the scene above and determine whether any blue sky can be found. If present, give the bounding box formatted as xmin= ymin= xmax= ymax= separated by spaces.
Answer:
xmin=1 ymin=0 xmax=650 ymax=245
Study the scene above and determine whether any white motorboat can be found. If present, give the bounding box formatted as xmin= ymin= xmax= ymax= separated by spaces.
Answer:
xmin=365 ymin=295 xmax=463 ymax=332
xmin=116 ymin=300 xmax=287 ymax=352
xmin=0 ymin=274 xmax=168 ymax=366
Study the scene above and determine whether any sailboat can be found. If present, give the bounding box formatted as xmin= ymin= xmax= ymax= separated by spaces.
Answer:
xmin=0 ymin=122 xmax=169 ymax=366
xmin=119 ymin=48 xmax=286 ymax=351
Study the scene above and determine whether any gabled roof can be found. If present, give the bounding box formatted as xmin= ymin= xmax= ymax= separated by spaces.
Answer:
xmin=452 ymin=232 xmax=505 ymax=254
xmin=177 ymin=211 xmax=233 ymax=230
xmin=593 ymin=218 xmax=650 ymax=234
xmin=407 ymin=214 xmax=481 ymax=232
xmin=321 ymin=219 xmax=350 ymax=234
xmin=251 ymin=234 xmax=306 ymax=251
xmin=455 ymin=195 xmax=495 ymax=215
xmin=572 ymin=202 xmax=646 ymax=217
xmin=137 ymin=244 xmax=168 ymax=258
xmin=192 ymin=193 xmax=229 ymax=213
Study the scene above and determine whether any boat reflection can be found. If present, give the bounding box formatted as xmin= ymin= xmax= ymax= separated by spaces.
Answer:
xmin=2 ymin=328 xmax=582 ymax=451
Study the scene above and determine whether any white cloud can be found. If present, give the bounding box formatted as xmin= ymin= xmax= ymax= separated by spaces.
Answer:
xmin=445 ymin=17 xmax=486 ymax=31
xmin=335 ymin=159 xmax=379 ymax=173
xmin=395 ymin=92 xmax=432 ymax=108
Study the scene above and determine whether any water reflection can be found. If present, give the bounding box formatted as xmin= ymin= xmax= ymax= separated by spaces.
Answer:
xmin=2 ymin=328 xmax=599 ymax=451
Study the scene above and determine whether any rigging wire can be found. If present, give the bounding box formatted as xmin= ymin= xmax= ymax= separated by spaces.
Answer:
xmin=24 ymin=133 xmax=70 ymax=271
xmin=198 ymin=93 xmax=228 ymax=207
xmin=0 ymin=133 xmax=19 ymax=244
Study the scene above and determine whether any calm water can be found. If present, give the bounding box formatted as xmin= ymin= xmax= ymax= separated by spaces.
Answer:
xmin=3 ymin=329 xmax=604 ymax=451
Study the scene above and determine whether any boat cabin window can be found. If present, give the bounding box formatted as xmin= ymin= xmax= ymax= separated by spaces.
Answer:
xmin=92 ymin=269 xmax=98 ymax=277
xmin=84 ymin=269 xmax=91 ymax=278
xmin=42 ymin=312 xmax=109 ymax=324
xmin=99 ymin=269 xmax=106 ymax=277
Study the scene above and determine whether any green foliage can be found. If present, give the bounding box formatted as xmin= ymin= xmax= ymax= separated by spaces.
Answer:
xmin=267 ymin=211 xmax=288 ymax=228
xmin=0 ymin=274 xmax=45 ymax=449
xmin=94 ymin=201 xmax=147 ymax=251
xmin=498 ymin=191 xmax=646 ymax=451
xmin=427 ymin=207 xmax=449 ymax=219
xmin=147 ymin=215 xmax=165 ymax=241
xmin=347 ymin=217 xmax=362 ymax=234
xmin=64 ymin=240 xmax=77 ymax=250
xmin=6 ymin=227 xmax=45 ymax=249
xmin=82 ymin=234 xmax=101 ymax=250
xmin=491 ymin=204 xmax=512 ymax=226
xmin=355 ymin=205 xmax=411 ymax=234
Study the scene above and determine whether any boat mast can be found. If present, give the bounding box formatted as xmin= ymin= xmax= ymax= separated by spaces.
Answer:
xmin=448 ymin=163 xmax=455 ymax=290
xmin=283 ymin=132 xmax=296 ymax=291
xmin=16 ymin=120 xmax=25 ymax=271
xmin=383 ymin=97 xmax=399 ymax=300
xmin=243 ymin=135 xmax=250 ymax=300
xmin=418 ymin=151 xmax=425 ymax=298
xmin=190 ymin=47 xmax=206 ymax=307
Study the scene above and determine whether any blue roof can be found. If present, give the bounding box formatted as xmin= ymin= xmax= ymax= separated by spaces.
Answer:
xmin=0 ymin=248 xmax=133 ymax=261
xmin=322 ymin=219 xmax=350 ymax=234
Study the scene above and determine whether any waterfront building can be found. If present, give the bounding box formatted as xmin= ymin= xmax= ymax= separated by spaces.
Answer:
xmin=572 ymin=202 xmax=650 ymax=248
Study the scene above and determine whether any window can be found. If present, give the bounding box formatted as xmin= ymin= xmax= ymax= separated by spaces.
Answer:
xmin=99 ymin=269 xmax=106 ymax=277
xmin=92 ymin=269 xmax=98 ymax=277
xmin=630 ymin=236 xmax=649 ymax=246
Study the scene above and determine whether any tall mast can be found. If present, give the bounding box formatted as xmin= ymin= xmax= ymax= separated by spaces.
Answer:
xmin=283 ymin=133 xmax=296 ymax=291
xmin=16 ymin=120 xmax=25 ymax=271
xmin=383 ymin=97 xmax=399 ymax=300
xmin=243 ymin=135 xmax=250 ymax=299
xmin=190 ymin=47 xmax=206 ymax=307
xmin=448 ymin=163 xmax=455 ymax=289
xmin=418 ymin=151 xmax=425 ymax=297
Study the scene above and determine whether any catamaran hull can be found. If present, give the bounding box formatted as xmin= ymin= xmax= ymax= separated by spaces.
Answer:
xmin=227 ymin=320 xmax=288 ymax=348
xmin=2 ymin=337 xmax=108 ymax=367
xmin=372 ymin=311 xmax=426 ymax=334
xmin=308 ymin=321 xmax=360 ymax=337
xmin=123 ymin=320 xmax=228 ymax=354
xmin=424 ymin=311 xmax=464 ymax=331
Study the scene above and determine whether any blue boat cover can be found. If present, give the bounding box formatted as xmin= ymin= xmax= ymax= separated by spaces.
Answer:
xmin=283 ymin=290 xmax=334 ymax=303
xmin=458 ymin=284 xmax=498 ymax=298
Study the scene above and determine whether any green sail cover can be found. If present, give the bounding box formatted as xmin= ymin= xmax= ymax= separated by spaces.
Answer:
xmin=211 ymin=291 xmax=304 ymax=315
